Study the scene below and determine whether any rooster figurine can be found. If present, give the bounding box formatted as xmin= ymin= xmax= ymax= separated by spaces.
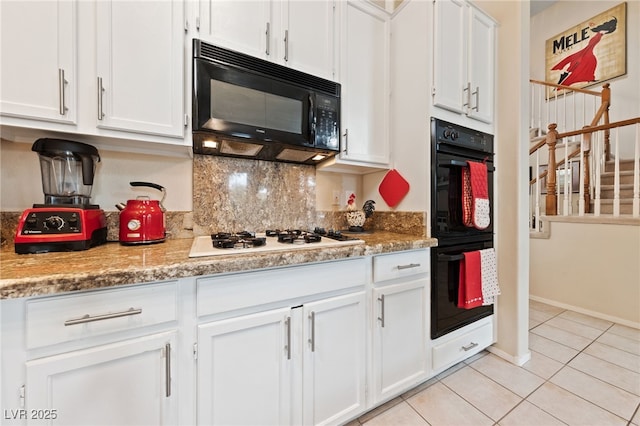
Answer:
xmin=363 ymin=200 xmax=376 ymax=218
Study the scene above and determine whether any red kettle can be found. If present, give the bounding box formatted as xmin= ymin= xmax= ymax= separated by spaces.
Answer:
xmin=116 ymin=182 xmax=166 ymax=245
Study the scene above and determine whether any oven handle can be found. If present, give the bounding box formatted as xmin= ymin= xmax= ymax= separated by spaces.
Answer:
xmin=438 ymin=253 xmax=465 ymax=262
xmin=441 ymin=159 xmax=495 ymax=171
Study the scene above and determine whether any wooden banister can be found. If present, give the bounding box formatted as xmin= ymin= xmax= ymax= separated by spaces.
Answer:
xmin=529 ymin=79 xmax=602 ymax=96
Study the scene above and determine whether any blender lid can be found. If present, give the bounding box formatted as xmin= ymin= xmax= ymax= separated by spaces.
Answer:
xmin=32 ymin=138 xmax=100 ymax=186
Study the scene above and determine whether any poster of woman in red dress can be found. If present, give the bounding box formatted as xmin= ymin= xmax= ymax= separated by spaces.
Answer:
xmin=545 ymin=3 xmax=626 ymax=94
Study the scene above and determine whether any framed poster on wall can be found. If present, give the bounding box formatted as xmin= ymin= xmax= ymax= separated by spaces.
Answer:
xmin=545 ymin=2 xmax=626 ymax=96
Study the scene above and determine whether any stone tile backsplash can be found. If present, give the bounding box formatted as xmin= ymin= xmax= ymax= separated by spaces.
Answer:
xmin=1 ymin=155 xmax=426 ymax=246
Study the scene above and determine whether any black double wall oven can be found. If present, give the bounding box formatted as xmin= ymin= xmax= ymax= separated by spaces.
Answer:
xmin=430 ymin=118 xmax=495 ymax=340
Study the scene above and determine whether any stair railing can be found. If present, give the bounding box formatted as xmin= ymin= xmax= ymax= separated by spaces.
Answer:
xmin=529 ymin=80 xmax=640 ymax=232
xmin=530 ymin=119 xmax=640 ymax=229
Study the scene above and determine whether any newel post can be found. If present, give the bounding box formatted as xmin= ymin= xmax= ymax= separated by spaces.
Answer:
xmin=602 ymin=83 xmax=611 ymax=161
xmin=546 ymin=124 xmax=559 ymax=215
xmin=582 ymin=128 xmax=592 ymax=214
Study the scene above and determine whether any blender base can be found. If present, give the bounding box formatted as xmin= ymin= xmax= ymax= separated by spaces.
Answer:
xmin=14 ymin=207 xmax=108 ymax=254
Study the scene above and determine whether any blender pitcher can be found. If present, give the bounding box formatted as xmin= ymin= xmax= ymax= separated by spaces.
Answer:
xmin=31 ymin=138 xmax=101 ymax=205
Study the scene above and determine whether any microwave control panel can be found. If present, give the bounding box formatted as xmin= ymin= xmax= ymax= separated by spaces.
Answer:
xmin=315 ymin=94 xmax=339 ymax=150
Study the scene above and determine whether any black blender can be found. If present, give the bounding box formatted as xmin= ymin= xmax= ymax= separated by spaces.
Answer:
xmin=14 ymin=138 xmax=108 ymax=254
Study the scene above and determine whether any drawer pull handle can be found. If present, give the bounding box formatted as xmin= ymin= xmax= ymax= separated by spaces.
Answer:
xmin=397 ymin=263 xmax=421 ymax=270
xmin=462 ymin=342 xmax=479 ymax=351
xmin=64 ymin=307 xmax=142 ymax=326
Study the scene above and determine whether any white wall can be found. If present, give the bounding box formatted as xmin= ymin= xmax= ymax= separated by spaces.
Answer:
xmin=0 ymin=139 xmax=193 ymax=212
xmin=529 ymin=0 xmax=640 ymax=326
xmin=530 ymin=0 xmax=640 ymax=156
xmin=531 ymin=222 xmax=640 ymax=326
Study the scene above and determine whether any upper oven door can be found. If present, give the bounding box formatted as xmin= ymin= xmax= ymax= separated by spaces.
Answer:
xmin=432 ymin=145 xmax=494 ymax=242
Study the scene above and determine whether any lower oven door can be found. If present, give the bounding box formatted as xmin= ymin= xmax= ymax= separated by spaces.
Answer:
xmin=431 ymin=240 xmax=494 ymax=339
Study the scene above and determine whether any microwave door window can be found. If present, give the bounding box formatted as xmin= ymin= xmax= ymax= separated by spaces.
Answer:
xmin=265 ymin=93 xmax=302 ymax=134
xmin=210 ymin=80 xmax=266 ymax=130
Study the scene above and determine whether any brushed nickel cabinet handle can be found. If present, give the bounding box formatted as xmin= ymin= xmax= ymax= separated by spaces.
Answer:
xmin=343 ymin=128 xmax=349 ymax=154
xmin=58 ymin=68 xmax=68 ymax=115
xmin=165 ymin=343 xmax=171 ymax=397
xmin=97 ymin=77 xmax=105 ymax=120
xmin=265 ymin=22 xmax=270 ymax=56
xmin=284 ymin=29 xmax=289 ymax=62
xmin=308 ymin=311 xmax=315 ymax=352
xmin=285 ymin=316 xmax=291 ymax=359
xmin=463 ymin=81 xmax=471 ymax=109
xmin=64 ymin=307 xmax=142 ymax=326
xmin=462 ymin=342 xmax=479 ymax=351
xmin=397 ymin=263 xmax=421 ymax=270
xmin=472 ymin=86 xmax=480 ymax=112
xmin=378 ymin=295 xmax=385 ymax=328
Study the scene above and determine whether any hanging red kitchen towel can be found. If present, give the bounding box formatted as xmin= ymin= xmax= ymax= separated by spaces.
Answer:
xmin=462 ymin=167 xmax=473 ymax=227
xmin=480 ymin=248 xmax=500 ymax=305
xmin=467 ymin=161 xmax=490 ymax=230
xmin=458 ymin=250 xmax=483 ymax=309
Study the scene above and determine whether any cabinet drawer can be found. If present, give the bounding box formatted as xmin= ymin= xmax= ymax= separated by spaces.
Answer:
xmin=432 ymin=318 xmax=493 ymax=372
xmin=373 ymin=249 xmax=429 ymax=283
xmin=26 ymin=281 xmax=178 ymax=349
xmin=197 ymin=258 xmax=367 ymax=317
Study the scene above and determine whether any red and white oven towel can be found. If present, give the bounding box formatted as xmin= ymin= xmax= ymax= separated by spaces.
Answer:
xmin=462 ymin=161 xmax=490 ymax=230
xmin=458 ymin=248 xmax=500 ymax=309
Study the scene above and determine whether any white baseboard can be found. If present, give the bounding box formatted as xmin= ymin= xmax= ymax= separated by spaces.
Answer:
xmin=530 ymin=295 xmax=640 ymax=330
xmin=487 ymin=346 xmax=531 ymax=367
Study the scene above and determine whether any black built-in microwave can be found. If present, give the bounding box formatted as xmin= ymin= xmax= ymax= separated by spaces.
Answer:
xmin=192 ymin=39 xmax=341 ymax=165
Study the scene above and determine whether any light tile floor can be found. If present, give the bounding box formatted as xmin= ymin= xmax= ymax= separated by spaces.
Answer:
xmin=348 ymin=300 xmax=640 ymax=426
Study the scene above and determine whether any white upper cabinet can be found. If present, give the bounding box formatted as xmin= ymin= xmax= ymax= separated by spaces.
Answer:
xmin=330 ymin=0 xmax=390 ymax=169
xmin=467 ymin=7 xmax=495 ymax=124
xmin=0 ymin=0 xmax=76 ymax=124
xmin=433 ymin=0 xmax=495 ymax=124
xmin=1 ymin=0 xmax=186 ymax=151
xmin=96 ymin=0 xmax=185 ymax=138
xmin=197 ymin=0 xmax=336 ymax=80
xmin=197 ymin=1 xmax=273 ymax=61
xmin=281 ymin=1 xmax=337 ymax=80
xmin=433 ymin=0 xmax=466 ymax=115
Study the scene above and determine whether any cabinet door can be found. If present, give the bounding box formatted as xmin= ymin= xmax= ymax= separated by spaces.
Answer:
xmin=340 ymin=1 xmax=390 ymax=165
xmin=96 ymin=0 xmax=184 ymax=138
xmin=198 ymin=0 xmax=272 ymax=60
xmin=302 ymin=292 xmax=366 ymax=426
xmin=197 ymin=308 xmax=292 ymax=426
xmin=283 ymin=1 xmax=336 ymax=80
xmin=432 ymin=0 xmax=466 ymax=114
xmin=467 ymin=7 xmax=494 ymax=124
xmin=25 ymin=331 xmax=177 ymax=426
xmin=0 ymin=0 xmax=76 ymax=124
xmin=372 ymin=279 xmax=428 ymax=402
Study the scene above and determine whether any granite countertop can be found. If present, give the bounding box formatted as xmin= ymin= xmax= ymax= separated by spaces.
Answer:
xmin=0 ymin=232 xmax=438 ymax=300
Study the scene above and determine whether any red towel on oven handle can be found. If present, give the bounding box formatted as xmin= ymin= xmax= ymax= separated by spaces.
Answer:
xmin=458 ymin=251 xmax=483 ymax=309
xmin=468 ymin=161 xmax=490 ymax=230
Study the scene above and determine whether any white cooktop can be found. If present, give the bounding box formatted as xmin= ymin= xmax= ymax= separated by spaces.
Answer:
xmin=188 ymin=234 xmax=364 ymax=258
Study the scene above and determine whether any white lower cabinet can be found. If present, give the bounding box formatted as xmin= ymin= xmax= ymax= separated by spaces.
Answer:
xmin=2 ymin=250 xmax=499 ymax=426
xmin=26 ymin=331 xmax=178 ymax=426
xmin=196 ymin=291 xmax=366 ymax=426
xmin=371 ymin=250 xmax=429 ymax=404
xmin=197 ymin=307 xmax=293 ymax=425
xmin=302 ymin=293 xmax=367 ymax=425
xmin=372 ymin=280 xmax=428 ymax=403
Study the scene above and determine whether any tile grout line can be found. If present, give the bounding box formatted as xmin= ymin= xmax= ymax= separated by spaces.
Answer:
xmin=526 ymin=309 xmax=637 ymax=423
